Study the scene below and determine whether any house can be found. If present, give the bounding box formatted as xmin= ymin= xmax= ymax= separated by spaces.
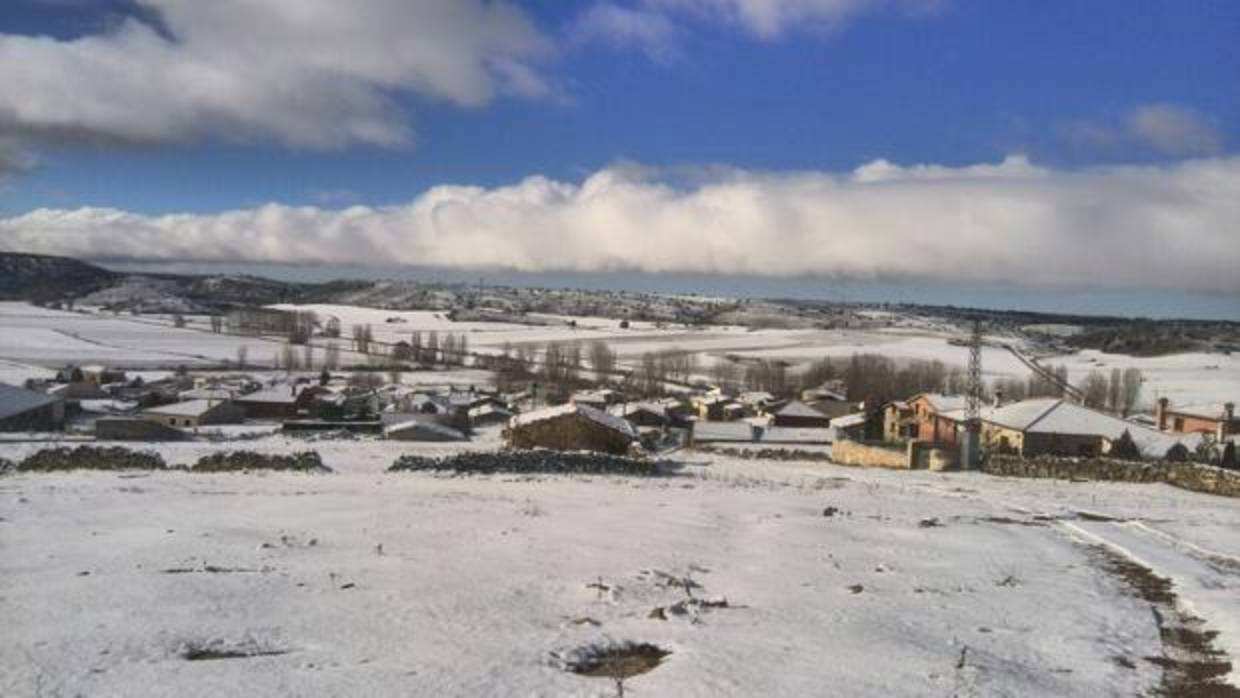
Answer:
xmin=692 ymin=394 xmax=729 ymax=421
xmin=468 ymin=402 xmax=513 ymax=428
xmin=907 ymin=393 xmax=969 ymax=444
xmin=958 ymin=397 xmax=1191 ymax=459
xmin=758 ymin=426 xmax=832 ymax=446
xmin=96 ymin=417 xmax=187 ymax=441
xmin=736 ymin=391 xmax=777 ymax=415
xmin=771 ymin=400 xmax=830 ymax=429
xmin=505 ymin=403 xmax=638 ymax=455
xmin=830 ymin=412 xmax=869 ymax=441
xmin=141 ymin=399 xmax=244 ymax=429
xmin=383 ymin=415 xmax=467 ymax=442
xmin=610 ymin=402 xmax=669 ymax=429
xmin=802 ymin=380 xmax=848 ymax=404
xmin=690 ymin=420 xmax=757 ymax=446
xmin=234 ymin=385 xmax=326 ymax=420
xmin=883 ymin=400 xmax=916 ymax=441
xmin=1155 ymin=399 xmax=1237 ymax=439
xmin=0 ymin=383 xmax=64 ymax=432
xmin=572 ymin=389 xmax=623 ymax=410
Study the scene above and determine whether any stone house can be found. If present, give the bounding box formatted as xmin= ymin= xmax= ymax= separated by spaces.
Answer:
xmin=141 ymin=399 xmax=245 ymax=429
xmin=1155 ymin=399 xmax=1237 ymax=439
xmin=505 ymin=403 xmax=638 ymax=455
xmin=771 ymin=400 xmax=830 ymax=429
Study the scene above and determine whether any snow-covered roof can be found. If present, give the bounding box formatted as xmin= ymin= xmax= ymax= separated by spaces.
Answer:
xmin=383 ymin=418 xmax=466 ymax=440
xmin=830 ymin=413 xmax=867 ymax=429
xmin=692 ymin=421 xmax=756 ymax=442
xmin=775 ymin=401 xmax=828 ymax=419
xmin=142 ymin=399 xmax=222 ymax=417
xmin=760 ymin=427 xmax=832 ymax=444
xmin=738 ymin=391 xmax=775 ymax=405
xmin=509 ymin=403 xmax=637 ymax=438
xmin=0 ymin=383 xmax=54 ymax=420
xmin=957 ymin=398 xmax=1191 ymax=458
xmin=610 ymin=402 xmax=667 ymax=418
xmin=181 ymin=388 xmax=233 ymax=400
xmin=1165 ymin=402 xmax=1236 ymax=421
xmin=236 ymin=386 xmax=302 ymax=404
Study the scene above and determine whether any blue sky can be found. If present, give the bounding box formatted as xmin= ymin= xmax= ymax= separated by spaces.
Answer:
xmin=0 ymin=0 xmax=1237 ymax=318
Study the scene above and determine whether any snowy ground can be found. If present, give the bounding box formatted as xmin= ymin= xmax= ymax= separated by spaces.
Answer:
xmin=3 ymin=447 xmax=1237 ymax=697
xmin=2 ymin=300 xmax=1237 ymax=407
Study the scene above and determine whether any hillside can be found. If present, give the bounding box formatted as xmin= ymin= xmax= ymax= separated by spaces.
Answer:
xmin=0 ymin=252 xmax=118 ymax=301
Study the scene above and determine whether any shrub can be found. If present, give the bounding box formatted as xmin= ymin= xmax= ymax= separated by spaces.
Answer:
xmin=389 ymin=449 xmax=666 ymax=476
xmin=191 ymin=450 xmax=329 ymax=473
xmin=16 ymin=446 xmax=166 ymax=472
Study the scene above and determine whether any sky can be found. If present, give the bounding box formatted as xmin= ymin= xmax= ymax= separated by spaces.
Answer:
xmin=0 ymin=0 xmax=1237 ymax=318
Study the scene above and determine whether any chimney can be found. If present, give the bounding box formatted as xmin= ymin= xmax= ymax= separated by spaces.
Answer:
xmin=1156 ymin=397 xmax=1169 ymax=432
xmin=1223 ymin=402 xmax=1236 ymax=440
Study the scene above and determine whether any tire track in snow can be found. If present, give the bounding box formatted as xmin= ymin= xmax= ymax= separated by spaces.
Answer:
xmin=1059 ymin=520 xmax=1240 ymax=696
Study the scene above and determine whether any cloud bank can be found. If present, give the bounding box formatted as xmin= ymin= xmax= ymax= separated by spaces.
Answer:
xmin=1062 ymin=103 xmax=1226 ymax=158
xmin=0 ymin=0 xmax=551 ymax=150
xmin=2 ymin=155 xmax=1238 ymax=293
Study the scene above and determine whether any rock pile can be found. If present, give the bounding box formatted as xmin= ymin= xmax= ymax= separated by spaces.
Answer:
xmin=191 ymin=450 xmax=329 ymax=473
xmin=14 ymin=446 xmax=166 ymax=472
xmin=389 ymin=449 xmax=666 ymax=476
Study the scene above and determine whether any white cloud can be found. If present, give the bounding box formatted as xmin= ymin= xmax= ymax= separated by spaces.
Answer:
xmin=571 ymin=3 xmax=681 ymax=62
xmin=1127 ymin=103 xmax=1225 ymax=157
xmin=646 ymin=0 xmax=943 ymax=39
xmin=0 ymin=0 xmax=552 ymax=150
xmin=3 ymin=155 xmax=1238 ymax=294
xmin=1061 ymin=103 xmax=1225 ymax=158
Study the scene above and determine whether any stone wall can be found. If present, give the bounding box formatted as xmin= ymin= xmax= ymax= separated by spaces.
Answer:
xmin=13 ymin=446 xmax=167 ymax=472
xmin=191 ymin=451 xmax=328 ymax=473
xmin=831 ymin=439 xmax=910 ymax=469
xmin=982 ymin=455 xmax=1240 ymax=498
xmin=389 ymin=449 xmax=664 ymax=476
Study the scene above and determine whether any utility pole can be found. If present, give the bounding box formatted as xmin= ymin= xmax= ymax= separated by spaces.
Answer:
xmin=960 ymin=318 xmax=984 ymax=469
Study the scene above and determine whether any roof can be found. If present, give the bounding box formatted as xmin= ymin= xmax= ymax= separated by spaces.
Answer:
xmin=0 ymin=383 xmax=54 ymax=421
xmin=692 ymin=421 xmax=756 ymax=442
xmin=759 ymin=427 xmax=832 ymax=444
xmin=910 ymin=393 xmax=969 ymax=413
xmin=775 ymin=400 xmax=828 ymax=419
xmin=610 ymin=402 xmax=668 ymax=419
xmin=1166 ymin=403 xmax=1236 ymax=421
xmin=235 ymin=386 xmax=301 ymax=404
xmin=509 ymin=403 xmax=637 ymax=438
xmin=738 ymin=391 xmax=775 ymax=404
xmin=383 ymin=418 xmax=466 ymax=440
xmin=830 ymin=413 xmax=867 ymax=429
xmin=958 ymin=398 xmax=1191 ymax=458
xmin=142 ymin=399 xmax=223 ymax=417
xmin=181 ymin=388 xmax=233 ymax=400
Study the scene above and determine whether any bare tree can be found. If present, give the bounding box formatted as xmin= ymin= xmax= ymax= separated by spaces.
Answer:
xmin=303 ymin=343 xmax=314 ymax=371
xmin=589 ymin=340 xmax=617 ymax=380
xmin=236 ymin=345 xmax=248 ymax=370
xmin=426 ymin=331 xmax=439 ymax=365
xmin=324 ymin=342 xmax=340 ymax=371
xmin=1107 ymin=367 xmax=1123 ymax=413
xmin=209 ymin=315 xmax=223 ymax=333
xmin=1120 ymin=367 xmax=1143 ymax=417
xmin=1081 ymin=370 xmax=1109 ymax=408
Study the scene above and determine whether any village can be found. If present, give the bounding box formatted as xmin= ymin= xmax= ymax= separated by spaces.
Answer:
xmin=1 ymin=303 xmax=1235 ymax=472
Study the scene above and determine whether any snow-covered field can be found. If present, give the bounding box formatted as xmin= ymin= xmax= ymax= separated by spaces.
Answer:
xmin=3 ymin=301 xmax=1237 ymax=407
xmin=2 ymin=449 xmax=1238 ymax=697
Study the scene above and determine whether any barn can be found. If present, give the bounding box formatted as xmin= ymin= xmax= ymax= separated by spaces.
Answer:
xmin=505 ymin=403 xmax=638 ymax=455
xmin=0 ymin=383 xmax=64 ymax=432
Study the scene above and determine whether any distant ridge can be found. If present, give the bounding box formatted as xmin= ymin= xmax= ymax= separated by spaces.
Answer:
xmin=0 ymin=251 xmax=119 ymax=300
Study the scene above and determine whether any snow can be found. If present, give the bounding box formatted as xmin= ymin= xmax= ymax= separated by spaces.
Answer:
xmin=3 ymin=450 xmax=1238 ymax=696
xmin=510 ymin=402 xmax=637 ymax=438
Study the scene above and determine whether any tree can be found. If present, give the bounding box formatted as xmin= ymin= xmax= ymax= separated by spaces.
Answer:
xmin=236 ymin=346 xmax=248 ymax=370
xmin=324 ymin=317 xmax=341 ymax=338
xmin=324 ymin=343 xmax=340 ymax=371
xmin=319 ymin=368 xmax=331 ymax=386
xmin=281 ymin=341 xmax=298 ymax=371
xmin=1119 ymin=367 xmax=1143 ymax=417
xmin=426 ymin=331 xmax=440 ymax=365
xmin=589 ymin=340 xmax=617 ymax=380
xmin=1107 ymin=367 xmax=1123 ymax=413
xmin=411 ymin=331 xmax=423 ymax=363
xmin=1081 ymin=370 xmax=1109 ymax=408
xmin=303 ymin=343 xmax=314 ymax=371
xmin=172 ymin=314 xmax=186 ymax=328
xmin=210 ymin=315 xmax=223 ymax=333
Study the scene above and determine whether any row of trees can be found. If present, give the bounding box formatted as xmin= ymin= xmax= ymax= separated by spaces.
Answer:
xmin=1079 ymin=367 xmax=1144 ymax=416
